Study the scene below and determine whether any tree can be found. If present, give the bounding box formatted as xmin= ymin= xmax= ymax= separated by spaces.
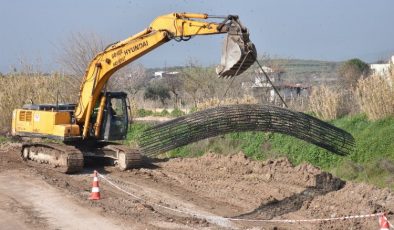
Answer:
xmin=181 ymin=65 xmax=216 ymax=107
xmin=144 ymin=81 xmax=171 ymax=105
xmin=338 ymin=58 xmax=370 ymax=88
xmin=57 ymin=32 xmax=149 ymax=103
xmin=163 ymin=74 xmax=183 ymax=108
xmin=108 ymin=63 xmax=148 ymax=99
xmin=56 ymin=32 xmax=105 ymax=77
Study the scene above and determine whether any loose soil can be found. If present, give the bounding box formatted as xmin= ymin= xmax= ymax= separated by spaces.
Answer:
xmin=0 ymin=142 xmax=393 ymax=229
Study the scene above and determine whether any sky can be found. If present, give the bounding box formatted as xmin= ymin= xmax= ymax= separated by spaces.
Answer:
xmin=1 ymin=0 xmax=394 ymax=73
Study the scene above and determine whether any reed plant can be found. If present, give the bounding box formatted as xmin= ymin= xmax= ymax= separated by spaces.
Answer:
xmin=308 ymin=85 xmax=348 ymax=120
xmin=0 ymin=74 xmax=78 ymax=131
xmin=196 ymin=95 xmax=257 ymax=111
xmin=355 ymin=73 xmax=394 ymax=120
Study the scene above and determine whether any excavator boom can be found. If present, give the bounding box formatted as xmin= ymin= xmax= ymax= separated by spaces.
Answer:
xmin=75 ymin=13 xmax=257 ymax=139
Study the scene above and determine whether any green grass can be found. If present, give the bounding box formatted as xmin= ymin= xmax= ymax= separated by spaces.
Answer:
xmin=0 ymin=136 xmax=8 ymax=144
xmin=331 ymin=115 xmax=394 ymax=188
xmin=137 ymin=109 xmax=154 ymax=117
xmin=136 ymin=108 xmax=185 ymax=118
xmin=125 ymin=123 xmax=152 ymax=147
xmin=126 ymin=115 xmax=394 ymax=190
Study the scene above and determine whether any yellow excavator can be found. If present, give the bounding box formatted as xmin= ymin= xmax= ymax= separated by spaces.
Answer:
xmin=11 ymin=13 xmax=257 ymax=173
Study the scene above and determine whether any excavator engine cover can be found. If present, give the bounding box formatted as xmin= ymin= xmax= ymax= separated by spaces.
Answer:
xmin=216 ymin=19 xmax=257 ymax=78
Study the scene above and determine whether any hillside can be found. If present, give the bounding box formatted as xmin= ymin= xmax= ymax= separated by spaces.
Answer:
xmin=147 ymin=58 xmax=342 ymax=84
xmin=259 ymin=58 xmax=342 ymax=84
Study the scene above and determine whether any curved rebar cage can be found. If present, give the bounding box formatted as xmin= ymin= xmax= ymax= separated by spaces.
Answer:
xmin=139 ymin=104 xmax=354 ymax=157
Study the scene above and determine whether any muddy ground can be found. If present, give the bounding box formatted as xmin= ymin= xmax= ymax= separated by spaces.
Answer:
xmin=0 ymin=142 xmax=393 ymax=229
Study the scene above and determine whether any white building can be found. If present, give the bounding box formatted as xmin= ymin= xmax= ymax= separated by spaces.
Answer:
xmin=153 ymin=71 xmax=179 ymax=78
xmin=370 ymin=63 xmax=390 ymax=76
xmin=370 ymin=55 xmax=393 ymax=76
xmin=248 ymin=67 xmax=310 ymax=104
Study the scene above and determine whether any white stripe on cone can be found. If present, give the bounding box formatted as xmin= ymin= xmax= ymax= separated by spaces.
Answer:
xmin=89 ymin=170 xmax=101 ymax=200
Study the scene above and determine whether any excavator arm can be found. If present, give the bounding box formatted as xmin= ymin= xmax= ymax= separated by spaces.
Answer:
xmin=74 ymin=13 xmax=257 ymax=139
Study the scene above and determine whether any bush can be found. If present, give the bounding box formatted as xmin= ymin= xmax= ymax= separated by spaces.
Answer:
xmin=170 ymin=108 xmax=185 ymax=117
xmin=159 ymin=109 xmax=169 ymax=116
xmin=137 ymin=109 xmax=153 ymax=117
xmin=189 ymin=107 xmax=198 ymax=113
xmin=338 ymin=58 xmax=370 ymax=88
xmin=143 ymin=83 xmax=170 ymax=105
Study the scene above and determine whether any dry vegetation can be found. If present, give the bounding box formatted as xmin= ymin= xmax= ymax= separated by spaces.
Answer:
xmin=0 ymin=74 xmax=79 ymax=132
xmin=308 ymin=85 xmax=348 ymax=120
xmin=196 ymin=95 xmax=257 ymax=110
xmin=355 ymin=73 xmax=394 ymax=120
xmin=308 ymin=64 xmax=394 ymax=121
xmin=2 ymin=66 xmax=393 ymax=131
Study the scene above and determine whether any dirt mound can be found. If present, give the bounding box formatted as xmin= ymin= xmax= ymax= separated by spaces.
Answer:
xmin=146 ymin=152 xmax=344 ymax=214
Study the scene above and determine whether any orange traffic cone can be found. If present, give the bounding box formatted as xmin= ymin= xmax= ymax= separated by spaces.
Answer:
xmin=379 ymin=213 xmax=390 ymax=230
xmin=89 ymin=170 xmax=101 ymax=200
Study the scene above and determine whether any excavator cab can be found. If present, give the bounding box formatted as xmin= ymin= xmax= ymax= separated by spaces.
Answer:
xmin=95 ymin=92 xmax=129 ymax=141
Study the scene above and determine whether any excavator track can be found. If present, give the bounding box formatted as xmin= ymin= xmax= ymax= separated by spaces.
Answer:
xmin=102 ymin=145 xmax=142 ymax=171
xmin=21 ymin=143 xmax=84 ymax=173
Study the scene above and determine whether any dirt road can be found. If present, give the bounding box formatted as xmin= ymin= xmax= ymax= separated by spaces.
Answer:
xmin=0 ymin=143 xmax=393 ymax=229
xmin=0 ymin=171 xmax=128 ymax=230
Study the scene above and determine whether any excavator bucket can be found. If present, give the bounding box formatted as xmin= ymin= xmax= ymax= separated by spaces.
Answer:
xmin=216 ymin=19 xmax=257 ymax=78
